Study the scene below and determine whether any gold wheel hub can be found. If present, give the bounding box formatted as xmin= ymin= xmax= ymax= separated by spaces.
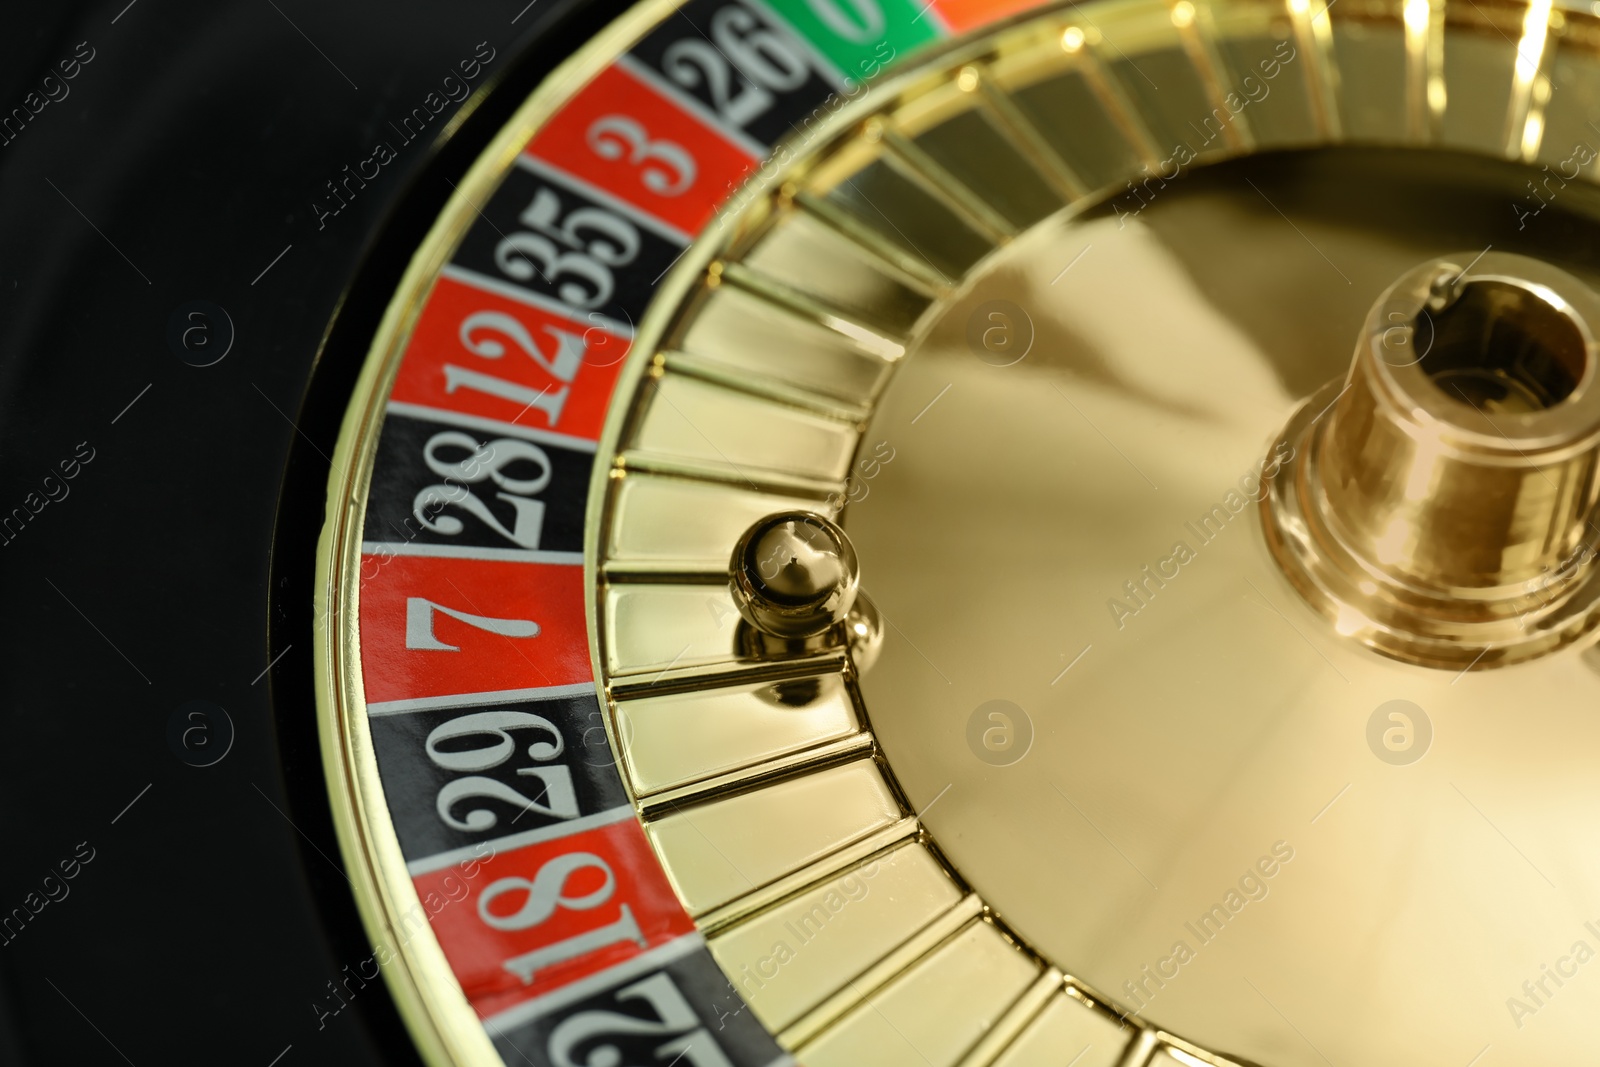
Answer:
xmin=1266 ymin=250 xmax=1600 ymax=669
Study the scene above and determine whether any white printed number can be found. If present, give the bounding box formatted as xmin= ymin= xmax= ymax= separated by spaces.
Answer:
xmin=661 ymin=7 xmax=809 ymax=128
xmin=444 ymin=309 xmax=588 ymax=428
xmin=405 ymin=598 xmax=539 ymax=651
xmin=494 ymin=188 xmax=641 ymax=310
xmin=548 ymin=973 xmax=735 ymax=1067
xmin=411 ymin=430 xmax=553 ymax=550
xmin=426 ymin=710 xmax=577 ymax=834
xmin=479 ymin=851 xmax=647 ymax=984
xmin=587 ymin=116 xmax=698 ymax=196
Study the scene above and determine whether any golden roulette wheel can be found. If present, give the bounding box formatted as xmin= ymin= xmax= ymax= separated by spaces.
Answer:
xmin=9 ymin=0 xmax=1600 ymax=1064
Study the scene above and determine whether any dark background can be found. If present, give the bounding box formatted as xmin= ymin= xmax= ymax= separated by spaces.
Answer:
xmin=0 ymin=1 xmax=620 ymax=1062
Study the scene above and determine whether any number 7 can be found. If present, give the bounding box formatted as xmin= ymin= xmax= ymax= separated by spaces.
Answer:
xmin=405 ymin=598 xmax=540 ymax=651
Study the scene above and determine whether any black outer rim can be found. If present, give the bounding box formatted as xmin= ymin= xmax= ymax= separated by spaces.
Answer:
xmin=0 ymin=2 xmax=624 ymax=1064
xmin=264 ymin=0 xmax=629 ymax=1060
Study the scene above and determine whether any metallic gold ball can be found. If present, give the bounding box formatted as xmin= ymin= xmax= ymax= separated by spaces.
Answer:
xmin=729 ymin=511 xmax=859 ymax=639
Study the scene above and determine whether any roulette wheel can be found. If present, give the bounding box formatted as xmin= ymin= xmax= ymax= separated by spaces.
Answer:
xmin=11 ymin=0 xmax=1600 ymax=1062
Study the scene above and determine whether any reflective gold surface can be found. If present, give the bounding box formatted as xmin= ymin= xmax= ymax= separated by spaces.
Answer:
xmin=854 ymin=149 xmax=1600 ymax=1064
xmin=797 ymin=917 xmax=1041 ymax=1067
xmin=583 ymin=1 xmax=1600 ymax=1064
xmin=590 ymin=3 xmax=1180 ymax=1054
xmin=992 ymin=992 xmax=1132 ymax=1067
xmin=730 ymin=511 xmax=861 ymax=639
xmin=1265 ymin=251 xmax=1600 ymax=668
xmin=645 ymin=758 xmax=903 ymax=914
xmin=707 ymin=841 xmax=964 ymax=1032
xmin=618 ymin=671 xmax=860 ymax=795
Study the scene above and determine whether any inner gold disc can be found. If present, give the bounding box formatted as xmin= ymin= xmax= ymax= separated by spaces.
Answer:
xmin=856 ymin=148 xmax=1600 ymax=1065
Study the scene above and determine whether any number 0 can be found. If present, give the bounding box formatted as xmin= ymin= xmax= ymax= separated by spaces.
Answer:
xmin=805 ymin=0 xmax=886 ymax=42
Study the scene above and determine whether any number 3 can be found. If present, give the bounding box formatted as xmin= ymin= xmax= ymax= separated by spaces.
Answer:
xmin=586 ymin=116 xmax=698 ymax=196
